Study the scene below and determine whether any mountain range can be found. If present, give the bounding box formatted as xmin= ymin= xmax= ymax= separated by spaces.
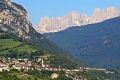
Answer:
xmin=45 ymin=16 xmax=120 ymax=69
xmin=36 ymin=7 xmax=120 ymax=33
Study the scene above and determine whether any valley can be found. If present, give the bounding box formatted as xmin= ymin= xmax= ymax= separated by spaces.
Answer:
xmin=45 ymin=16 xmax=120 ymax=69
xmin=0 ymin=0 xmax=120 ymax=80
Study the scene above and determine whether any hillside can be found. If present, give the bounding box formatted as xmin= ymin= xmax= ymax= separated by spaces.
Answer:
xmin=0 ymin=0 xmax=79 ymax=69
xmin=45 ymin=16 xmax=120 ymax=69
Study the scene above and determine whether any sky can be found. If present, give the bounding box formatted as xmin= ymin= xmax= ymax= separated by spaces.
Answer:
xmin=12 ymin=0 xmax=120 ymax=26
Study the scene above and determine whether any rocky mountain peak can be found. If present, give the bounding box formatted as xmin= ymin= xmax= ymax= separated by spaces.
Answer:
xmin=106 ymin=7 xmax=118 ymax=12
xmin=106 ymin=7 xmax=119 ymax=16
xmin=91 ymin=7 xmax=119 ymax=23
xmin=0 ymin=0 xmax=31 ymax=38
xmin=1 ymin=0 xmax=10 ymax=2
xmin=93 ymin=7 xmax=119 ymax=17
xmin=36 ymin=7 xmax=120 ymax=33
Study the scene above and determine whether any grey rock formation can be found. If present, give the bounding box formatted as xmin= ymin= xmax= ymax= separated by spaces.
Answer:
xmin=0 ymin=0 xmax=31 ymax=38
xmin=36 ymin=7 xmax=120 ymax=33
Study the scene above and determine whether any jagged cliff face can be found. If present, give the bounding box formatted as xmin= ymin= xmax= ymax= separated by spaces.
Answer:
xmin=0 ymin=0 xmax=31 ymax=38
xmin=36 ymin=7 xmax=120 ymax=33
xmin=91 ymin=7 xmax=119 ymax=23
xmin=36 ymin=12 xmax=89 ymax=33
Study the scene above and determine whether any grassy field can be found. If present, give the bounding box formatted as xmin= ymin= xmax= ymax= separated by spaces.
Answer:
xmin=14 ymin=45 xmax=37 ymax=53
xmin=0 ymin=39 xmax=21 ymax=50
xmin=0 ymin=39 xmax=37 ymax=56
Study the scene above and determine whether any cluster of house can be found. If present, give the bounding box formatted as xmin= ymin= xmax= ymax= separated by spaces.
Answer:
xmin=0 ymin=58 xmax=32 ymax=72
xmin=0 ymin=57 xmax=74 ymax=79
xmin=0 ymin=57 xmax=115 ymax=75
xmin=0 ymin=62 xmax=10 ymax=72
xmin=0 ymin=57 xmax=69 ymax=72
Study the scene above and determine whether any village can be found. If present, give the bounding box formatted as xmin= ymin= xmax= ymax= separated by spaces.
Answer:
xmin=0 ymin=57 xmax=115 ymax=80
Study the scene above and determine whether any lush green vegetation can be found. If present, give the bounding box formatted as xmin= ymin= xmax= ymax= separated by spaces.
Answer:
xmin=0 ymin=39 xmax=21 ymax=50
xmin=0 ymin=30 xmax=40 ymax=59
xmin=0 ymin=70 xmax=71 ymax=80
xmin=74 ymin=70 xmax=120 ymax=80
xmin=0 ymin=39 xmax=37 ymax=58
xmin=13 ymin=45 xmax=37 ymax=53
xmin=0 ymin=69 xmax=120 ymax=80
